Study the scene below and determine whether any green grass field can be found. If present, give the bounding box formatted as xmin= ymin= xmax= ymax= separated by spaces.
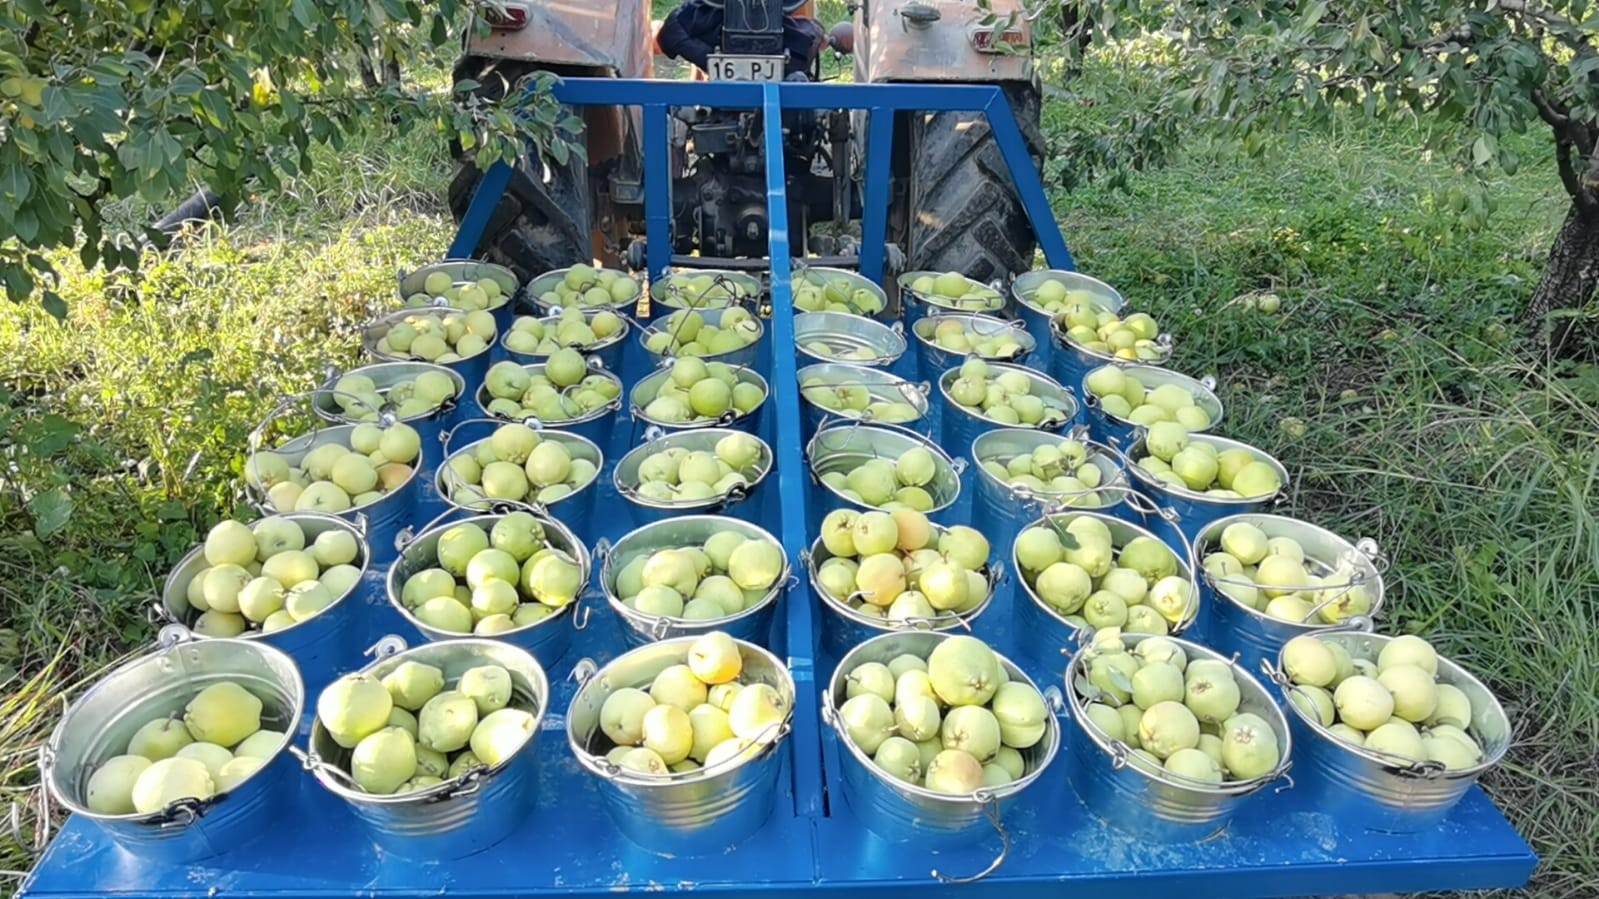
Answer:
xmin=1 ymin=41 xmax=1595 ymax=898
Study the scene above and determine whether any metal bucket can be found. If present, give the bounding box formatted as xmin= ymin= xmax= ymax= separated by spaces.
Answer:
xmin=386 ymin=512 xmax=592 ymax=670
xmin=527 ymin=265 xmax=643 ymax=315
xmin=1063 ymin=631 xmax=1292 ymax=842
xmin=896 ymin=271 xmax=1008 ymax=329
xmin=1047 ymin=314 xmax=1174 ymax=405
xmin=303 ymin=636 xmax=549 ymax=860
xmin=157 ymin=513 xmax=371 ymax=695
xmin=312 ymin=361 xmax=467 ymax=516
xmin=649 ymin=269 xmax=764 ymax=314
xmin=362 ymin=307 xmax=495 ymax=393
xmin=1264 ymin=631 xmax=1510 ymax=834
xmin=629 ymin=365 xmax=768 ymax=434
xmin=500 ymin=309 xmax=630 ymax=374
xmin=612 ymin=426 xmax=775 ymax=529
xmin=791 ymin=265 xmax=891 ymax=320
xmin=1119 ymin=431 xmax=1291 ymax=548
xmin=1011 ymin=510 xmax=1199 ymax=674
xmin=795 ymin=312 xmax=907 ymax=368
xmin=803 ymin=421 xmax=964 ymax=534
xmin=1079 ymin=362 xmax=1224 ymax=448
xmin=796 ymin=362 xmax=930 ymax=441
xmin=911 ymin=312 xmax=1036 ymax=377
xmin=970 ymin=427 xmax=1130 ymax=555
xmin=1196 ymin=514 xmax=1387 ymax=677
xmin=823 ymin=631 xmax=1060 ymax=882
xmin=1009 ymin=269 xmax=1125 ymax=370
xmin=433 ymin=420 xmax=603 ymax=539
xmin=471 ymin=359 xmax=622 ymax=450
xmin=637 ymin=306 xmax=764 ymax=371
xmin=804 ymin=534 xmax=1003 ymax=662
xmin=937 ymin=363 xmax=1077 ymax=457
xmin=565 ymin=635 xmax=794 ymax=853
xmin=399 ymin=259 xmax=520 ymax=334
xmin=598 ymin=515 xmax=788 ymax=647
xmin=40 ymin=630 xmax=305 ymax=863
xmin=247 ymin=414 xmax=421 ymax=569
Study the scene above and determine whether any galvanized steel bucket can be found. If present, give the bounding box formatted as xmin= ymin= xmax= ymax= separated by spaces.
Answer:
xmin=1263 ymin=630 xmax=1510 ymax=834
xmin=246 ymin=398 xmax=422 ymax=568
xmin=612 ymin=426 xmax=775 ymax=529
xmin=598 ymin=515 xmax=789 ymax=647
xmin=1063 ymin=631 xmax=1293 ymax=842
xmin=312 ymin=361 xmax=467 ymax=517
xmin=1011 ymin=510 xmax=1200 ymax=673
xmin=387 ymin=512 xmax=592 ymax=670
xmin=500 ymin=309 xmax=630 ymax=374
xmin=1047 ymin=315 xmax=1174 ymax=405
xmin=301 ymin=636 xmax=549 ymax=859
xmin=566 ymin=635 xmax=794 ymax=854
xmin=795 ymin=311 xmax=907 ymax=368
xmin=823 ymin=631 xmax=1060 ymax=882
xmin=650 ymin=269 xmax=763 ymax=314
xmin=362 ymin=307 xmax=495 ymax=393
xmin=911 ymin=312 xmax=1036 ymax=378
xmin=399 ymin=259 xmax=520 ymax=333
xmin=791 ymin=265 xmax=891 ymax=320
xmin=804 ymin=533 xmax=1004 ymax=662
xmin=471 ymin=359 xmax=622 ymax=450
xmin=637 ymin=306 xmax=764 ymax=370
xmin=433 ymin=417 xmax=603 ymax=540
xmin=1010 ymin=269 xmax=1125 ymax=371
xmin=970 ymin=426 xmax=1131 ymax=555
xmin=1196 ymin=514 xmax=1387 ymax=676
xmin=40 ymin=629 xmax=305 ymax=863
xmin=803 ymin=420 xmax=965 ymax=533
xmin=896 ymin=271 xmax=1008 ymax=330
xmin=1079 ymin=362 xmax=1224 ymax=448
xmin=157 ymin=513 xmax=371 ymax=695
xmin=1117 ymin=430 xmax=1291 ymax=548
xmin=937 ymin=363 xmax=1077 ymax=457
xmin=796 ymin=361 xmax=931 ymax=441
xmin=629 ymin=364 xmax=768 ymax=435
xmin=526 ymin=265 xmax=642 ymax=315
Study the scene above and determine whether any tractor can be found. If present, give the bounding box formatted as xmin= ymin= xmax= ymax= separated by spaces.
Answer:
xmin=447 ymin=0 xmax=1042 ymax=284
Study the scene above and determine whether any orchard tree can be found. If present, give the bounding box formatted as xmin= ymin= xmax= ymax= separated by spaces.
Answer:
xmin=0 ymin=0 xmax=574 ymax=317
xmin=1055 ymin=0 xmax=1599 ymax=351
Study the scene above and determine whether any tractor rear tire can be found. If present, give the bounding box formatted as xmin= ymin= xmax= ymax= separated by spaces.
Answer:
xmin=905 ymin=81 xmax=1043 ymax=283
xmin=447 ymin=57 xmax=592 ymax=283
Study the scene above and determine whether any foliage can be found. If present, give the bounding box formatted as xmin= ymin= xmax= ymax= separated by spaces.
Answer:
xmin=0 ymin=0 xmax=577 ymax=317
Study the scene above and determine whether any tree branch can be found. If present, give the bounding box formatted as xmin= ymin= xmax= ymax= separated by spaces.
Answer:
xmin=1530 ymin=89 xmax=1569 ymax=130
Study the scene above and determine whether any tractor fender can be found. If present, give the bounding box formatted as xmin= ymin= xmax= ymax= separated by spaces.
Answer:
xmin=464 ymin=0 xmax=654 ymax=78
xmin=853 ymin=0 xmax=1031 ymax=84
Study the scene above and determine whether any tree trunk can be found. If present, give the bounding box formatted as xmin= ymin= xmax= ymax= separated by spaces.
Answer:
xmin=1526 ymin=199 xmax=1599 ymax=357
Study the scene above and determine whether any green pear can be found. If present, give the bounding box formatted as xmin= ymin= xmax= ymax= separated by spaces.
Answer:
xmin=184 ymin=682 xmax=262 ymax=749
xmin=458 ymin=665 xmax=514 ymax=715
xmin=351 ymin=727 xmax=418 ymax=795
xmin=418 ymin=691 xmax=479 ymax=753
xmin=469 ymin=708 xmax=536 ymax=766
xmin=382 ymin=661 xmax=446 ymax=712
xmin=318 ymin=674 xmax=394 ymax=749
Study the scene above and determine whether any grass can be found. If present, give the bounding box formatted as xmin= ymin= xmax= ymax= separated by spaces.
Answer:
xmin=1 ymin=34 xmax=1596 ymax=899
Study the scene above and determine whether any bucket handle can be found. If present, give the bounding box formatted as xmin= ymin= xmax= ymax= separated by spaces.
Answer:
xmin=156 ymin=624 xmax=196 ymax=649
xmin=153 ymin=796 xmax=206 ymax=830
xmin=364 ymin=634 xmax=409 ymax=658
xmin=930 ymin=790 xmax=1009 ymax=884
xmin=243 ymin=390 xmax=356 ymax=507
xmin=569 ymin=657 xmax=599 ymax=688
xmin=288 ymin=744 xmax=366 ymax=792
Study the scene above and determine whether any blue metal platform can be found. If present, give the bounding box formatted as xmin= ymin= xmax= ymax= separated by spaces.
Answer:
xmin=21 ymin=78 xmax=1535 ymax=898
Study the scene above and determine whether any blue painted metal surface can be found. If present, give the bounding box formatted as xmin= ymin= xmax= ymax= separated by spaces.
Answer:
xmin=21 ymin=77 xmax=1537 ymax=899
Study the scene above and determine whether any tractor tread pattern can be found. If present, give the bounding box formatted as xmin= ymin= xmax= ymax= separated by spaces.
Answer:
xmin=907 ymin=82 xmax=1044 ymax=284
xmin=447 ymin=57 xmax=591 ymax=284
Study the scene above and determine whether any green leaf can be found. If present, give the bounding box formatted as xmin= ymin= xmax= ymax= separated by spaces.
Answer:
xmin=28 ymin=487 xmax=73 ymax=539
xmin=1471 ymin=134 xmax=1495 ymax=167
xmin=40 ymin=290 xmax=67 ymax=321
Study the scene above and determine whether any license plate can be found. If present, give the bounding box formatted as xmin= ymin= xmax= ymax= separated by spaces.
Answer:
xmin=707 ymin=54 xmax=784 ymax=82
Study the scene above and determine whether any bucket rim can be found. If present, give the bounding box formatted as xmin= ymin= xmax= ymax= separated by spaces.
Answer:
xmin=474 ymin=361 xmax=624 ymax=428
xmin=797 ymin=362 xmax=930 ymax=424
xmin=637 ymin=306 xmax=765 ymax=366
xmin=525 ymin=265 xmax=641 ymax=312
xmin=910 ymin=311 xmax=1038 ymax=354
xmin=612 ymin=428 xmax=775 ymax=512
xmin=1011 ymin=508 xmax=1201 ymax=634
xmin=256 ymin=422 xmax=423 ymax=515
xmin=1120 ymin=431 xmax=1290 ymax=507
xmin=1269 ymin=631 xmax=1510 ymax=777
xmin=434 ymin=429 xmax=605 ymax=514
xmin=895 ymin=271 xmax=1008 ymax=316
xmin=41 ymin=634 xmax=306 ymax=823
xmin=1064 ymin=631 xmax=1292 ymax=795
xmin=804 ymin=422 xmax=963 ymax=516
xmin=384 ymin=511 xmax=591 ymax=643
xmin=1010 ymin=269 xmax=1126 ymax=315
xmin=804 ymin=533 xmax=998 ymax=635
xmin=794 ymin=312 xmax=908 ymax=365
xmin=305 ymin=636 xmax=551 ymax=805
xmin=1079 ymin=362 xmax=1226 ymax=431
xmin=1193 ymin=512 xmax=1388 ymax=629
xmin=936 ymin=362 xmax=1078 ymax=429
xmin=499 ymin=309 xmax=631 ymax=360
xmin=1047 ymin=313 xmax=1173 ymax=369
xmin=360 ymin=307 xmax=497 ymax=365
xmin=565 ymin=633 xmax=795 ymax=784
xmin=648 ymin=269 xmax=764 ymax=307
xmin=970 ymin=427 xmax=1130 ymax=513
xmin=822 ymin=630 xmax=1061 ymax=804
xmin=311 ymin=361 xmax=467 ymax=427
xmin=629 ymin=365 xmax=769 ymax=429
xmin=400 ymin=258 xmax=520 ymax=308
xmin=599 ymin=515 xmax=790 ymax=634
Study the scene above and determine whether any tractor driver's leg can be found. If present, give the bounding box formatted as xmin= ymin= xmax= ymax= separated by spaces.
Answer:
xmin=782 ymin=16 xmax=827 ymax=76
xmin=657 ymin=0 xmax=724 ymax=72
